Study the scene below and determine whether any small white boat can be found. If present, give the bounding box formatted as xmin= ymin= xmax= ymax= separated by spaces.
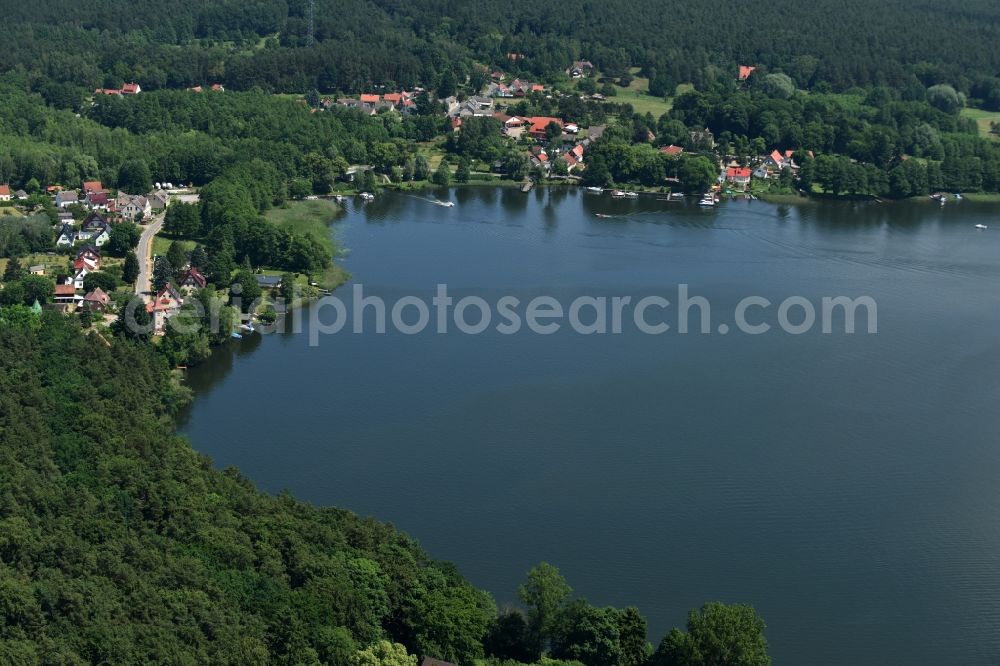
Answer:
xmin=975 ymin=223 xmax=988 ymax=230
xmin=624 ymin=191 xmax=639 ymax=199
xmin=611 ymin=190 xmax=626 ymax=198
xmin=585 ymin=186 xmax=603 ymax=193
xmin=670 ymin=192 xmax=685 ymax=200
xmin=360 ymin=192 xmax=375 ymax=201
xmin=240 ymin=323 xmax=255 ymax=332
xmin=955 ymin=193 xmax=963 ymax=200
xmin=433 ymin=199 xmax=455 ymax=207
xmin=698 ymin=195 xmax=716 ymax=207
xmin=230 ymin=332 xmax=243 ymax=340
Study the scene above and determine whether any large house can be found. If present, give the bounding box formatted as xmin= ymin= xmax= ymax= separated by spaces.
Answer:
xmin=55 ymin=190 xmax=79 ymax=208
xmin=0 ymin=184 xmax=10 ymax=201
xmin=120 ymin=195 xmax=151 ymax=220
xmin=526 ymin=116 xmax=564 ymax=140
xmin=726 ymin=166 xmax=752 ymax=190
xmin=83 ymin=287 xmax=110 ymax=312
xmin=74 ymin=247 xmax=101 ymax=272
xmin=180 ymin=267 xmax=207 ymax=293
xmin=147 ymin=283 xmax=182 ymax=332
xmin=77 ymin=213 xmax=111 ymax=247
xmin=566 ymin=60 xmax=594 ymax=78
xmin=53 ymin=283 xmax=82 ymax=307
xmin=147 ymin=189 xmax=170 ymax=212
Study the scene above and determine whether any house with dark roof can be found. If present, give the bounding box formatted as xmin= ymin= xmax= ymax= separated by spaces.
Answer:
xmin=255 ymin=274 xmax=283 ymax=289
xmin=83 ymin=287 xmax=110 ymax=312
xmin=56 ymin=224 xmax=78 ymax=247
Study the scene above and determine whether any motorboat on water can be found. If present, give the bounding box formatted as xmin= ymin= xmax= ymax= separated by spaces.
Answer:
xmin=698 ymin=194 xmax=716 ymax=207
xmin=975 ymin=223 xmax=988 ymax=230
xmin=360 ymin=192 xmax=375 ymax=201
xmin=433 ymin=199 xmax=455 ymax=207
xmin=586 ymin=186 xmax=603 ymax=193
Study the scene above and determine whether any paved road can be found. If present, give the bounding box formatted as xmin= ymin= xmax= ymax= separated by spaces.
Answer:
xmin=135 ymin=213 xmax=164 ymax=301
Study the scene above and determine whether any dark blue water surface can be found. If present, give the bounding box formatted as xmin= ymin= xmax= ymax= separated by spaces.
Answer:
xmin=179 ymin=189 xmax=1000 ymax=665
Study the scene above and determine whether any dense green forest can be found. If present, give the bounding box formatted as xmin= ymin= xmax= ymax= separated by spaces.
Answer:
xmin=3 ymin=0 xmax=1000 ymax=97
xmin=0 ymin=310 xmax=772 ymax=664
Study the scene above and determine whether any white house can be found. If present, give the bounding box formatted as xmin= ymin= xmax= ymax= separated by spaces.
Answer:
xmin=55 ymin=224 xmax=78 ymax=247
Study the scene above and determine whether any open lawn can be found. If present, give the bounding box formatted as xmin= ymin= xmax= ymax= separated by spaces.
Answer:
xmin=264 ymin=199 xmax=343 ymax=256
xmin=153 ymin=235 xmax=196 ymax=258
xmin=414 ymin=141 xmax=447 ymax=170
xmin=609 ymin=70 xmax=673 ymax=118
xmin=0 ymin=253 xmax=65 ymax=277
xmin=961 ymin=107 xmax=1000 ymax=140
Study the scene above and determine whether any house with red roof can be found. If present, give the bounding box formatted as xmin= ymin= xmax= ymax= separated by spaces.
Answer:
xmin=725 ymin=166 xmax=752 ymax=190
xmin=147 ymin=283 xmax=182 ymax=332
xmin=53 ymin=283 xmax=82 ymax=308
xmin=0 ymin=184 xmax=10 ymax=201
xmin=180 ymin=268 xmax=207 ymax=293
xmin=121 ymin=82 xmax=141 ymax=95
xmin=659 ymin=145 xmax=684 ymax=157
xmin=82 ymin=180 xmax=104 ymax=194
xmin=526 ymin=116 xmax=563 ymax=140
xmin=74 ymin=246 xmax=101 ymax=272
xmin=738 ymin=65 xmax=756 ymax=81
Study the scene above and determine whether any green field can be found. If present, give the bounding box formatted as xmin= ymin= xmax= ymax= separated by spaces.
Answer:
xmin=961 ymin=107 xmax=1000 ymax=140
xmin=607 ymin=70 xmax=674 ymax=118
xmin=264 ymin=199 xmax=343 ymax=256
xmin=152 ymin=235 xmax=196 ymax=258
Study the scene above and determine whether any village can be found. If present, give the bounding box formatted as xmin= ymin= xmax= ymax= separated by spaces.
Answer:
xmin=318 ymin=61 xmax=807 ymax=198
xmin=0 ymin=178 xmax=235 ymax=336
xmin=0 ymin=60 xmax=812 ymax=337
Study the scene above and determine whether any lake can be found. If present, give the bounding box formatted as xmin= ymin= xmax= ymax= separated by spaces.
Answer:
xmin=178 ymin=188 xmax=1000 ymax=665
